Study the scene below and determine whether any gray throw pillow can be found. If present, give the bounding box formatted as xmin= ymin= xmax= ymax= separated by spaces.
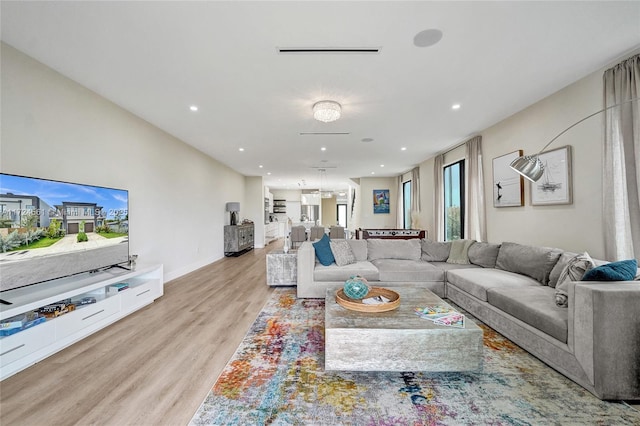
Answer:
xmin=421 ymin=239 xmax=452 ymax=262
xmin=548 ymin=251 xmax=578 ymax=288
xmin=468 ymin=242 xmax=501 ymax=268
xmin=330 ymin=240 xmax=357 ymax=267
xmin=495 ymin=242 xmax=563 ymax=285
xmin=555 ymin=252 xmax=595 ymax=308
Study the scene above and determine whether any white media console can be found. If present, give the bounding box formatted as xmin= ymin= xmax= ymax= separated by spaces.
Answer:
xmin=0 ymin=263 xmax=163 ymax=380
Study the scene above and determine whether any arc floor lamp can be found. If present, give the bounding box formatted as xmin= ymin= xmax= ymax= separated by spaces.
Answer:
xmin=510 ymin=97 xmax=639 ymax=182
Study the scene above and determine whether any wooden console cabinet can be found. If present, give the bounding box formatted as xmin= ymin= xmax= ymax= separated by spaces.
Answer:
xmin=224 ymin=223 xmax=254 ymax=256
xmin=0 ymin=264 xmax=163 ymax=380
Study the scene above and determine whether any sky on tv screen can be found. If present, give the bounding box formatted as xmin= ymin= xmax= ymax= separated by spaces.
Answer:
xmin=1 ymin=174 xmax=127 ymax=220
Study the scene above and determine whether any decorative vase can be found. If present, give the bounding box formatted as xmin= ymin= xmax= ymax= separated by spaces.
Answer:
xmin=343 ymin=275 xmax=370 ymax=300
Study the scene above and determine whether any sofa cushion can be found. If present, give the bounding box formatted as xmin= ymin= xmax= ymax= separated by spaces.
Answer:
xmin=555 ymin=252 xmax=595 ymax=308
xmin=330 ymin=240 xmax=356 ymax=267
xmin=468 ymin=242 xmax=501 ymax=269
xmin=487 ymin=286 xmax=569 ymax=343
xmin=548 ymin=251 xmax=578 ymax=288
xmin=367 ymin=239 xmax=421 ymax=261
xmin=582 ymin=259 xmax=638 ymax=281
xmin=446 ymin=239 xmax=476 ymax=264
xmin=312 ymin=234 xmax=334 ymax=266
xmin=495 ymin=242 xmax=563 ymax=285
xmin=346 ymin=239 xmax=368 ymax=262
xmin=314 ymin=261 xmax=380 ymax=282
xmin=421 ymin=239 xmax=452 ymax=262
xmin=446 ymin=268 xmax=541 ymax=302
xmin=431 ymin=262 xmax=482 ymax=272
xmin=371 ymin=259 xmax=444 ymax=282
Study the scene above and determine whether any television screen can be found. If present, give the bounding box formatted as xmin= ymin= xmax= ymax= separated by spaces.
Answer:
xmin=0 ymin=173 xmax=129 ymax=292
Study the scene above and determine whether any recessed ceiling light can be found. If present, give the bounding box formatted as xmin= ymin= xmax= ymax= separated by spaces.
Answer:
xmin=413 ymin=29 xmax=443 ymax=48
xmin=267 ymin=172 xmax=272 ymax=175
xmin=361 ymin=137 xmax=374 ymax=143
xmin=238 ymin=148 xmax=245 ymax=152
xmin=401 ymin=147 xmax=407 ymax=151
xmin=380 ymin=164 xmax=385 ymax=168
xmin=189 ymin=105 xmax=198 ymax=112
xmin=321 ymin=147 xmax=327 ymax=151
xmin=259 ymin=165 xmax=263 ymax=168
xmin=371 ymin=172 xmax=375 ymax=175
xmin=452 ymin=104 xmax=461 ymax=110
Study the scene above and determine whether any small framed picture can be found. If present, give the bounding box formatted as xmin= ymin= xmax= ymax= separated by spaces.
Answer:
xmin=373 ymin=189 xmax=390 ymax=214
xmin=492 ymin=150 xmax=524 ymax=207
xmin=531 ymin=145 xmax=572 ymax=205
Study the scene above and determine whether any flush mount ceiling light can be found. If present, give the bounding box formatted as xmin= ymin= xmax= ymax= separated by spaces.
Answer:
xmin=313 ymin=100 xmax=342 ymax=123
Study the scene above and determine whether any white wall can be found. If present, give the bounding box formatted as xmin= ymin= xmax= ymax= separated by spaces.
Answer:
xmin=358 ymin=177 xmax=398 ymax=229
xmin=242 ymin=176 xmax=264 ymax=248
xmin=416 ymin=53 xmax=638 ymax=259
xmin=1 ymin=43 xmax=246 ymax=282
xmin=482 ymin=71 xmax=604 ymax=257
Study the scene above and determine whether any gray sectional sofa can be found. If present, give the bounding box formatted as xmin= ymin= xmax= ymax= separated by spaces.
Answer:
xmin=296 ymin=238 xmax=640 ymax=401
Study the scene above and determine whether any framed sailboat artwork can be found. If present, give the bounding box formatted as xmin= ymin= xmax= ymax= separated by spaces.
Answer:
xmin=531 ymin=145 xmax=573 ymax=205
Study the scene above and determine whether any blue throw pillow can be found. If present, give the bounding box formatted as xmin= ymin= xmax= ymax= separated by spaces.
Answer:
xmin=312 ymin=234 xmax=335 ymax=266
xmin=582 ymin=259 xmax=638 ymax=281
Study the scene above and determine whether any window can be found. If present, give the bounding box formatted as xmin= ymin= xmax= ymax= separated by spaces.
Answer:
xmin=443 ymin=160 xmax=465 ymax=241
xmin=402 ymin=180 xmax=412 ymax=229
xmin=337 ymin=204 xmax=347 ymax=228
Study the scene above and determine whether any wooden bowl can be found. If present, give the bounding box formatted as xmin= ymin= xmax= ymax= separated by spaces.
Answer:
xmin=335 ymin=287 xmax=400 ymax=313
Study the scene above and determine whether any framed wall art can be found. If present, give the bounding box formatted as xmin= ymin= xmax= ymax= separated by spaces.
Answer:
xmin=531 ymin=145 xmax=572 ymax=206
xmin=373 ymin=189 xmax=390 ymax=214
xmin=492 ymin=150 xmax=524 ymax=207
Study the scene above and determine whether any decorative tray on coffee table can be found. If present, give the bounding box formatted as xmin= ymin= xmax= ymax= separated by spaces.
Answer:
xmin=335 ymin=287 xmax=400 ymax=313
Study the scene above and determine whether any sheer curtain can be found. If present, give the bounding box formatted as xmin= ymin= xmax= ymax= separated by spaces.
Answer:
xmin=396 ymin=176 xmax=404 ymax=229
xmin=433 ymin=154 xmax=445 ymax=241
xmin=411 ymin=167 xmax=421 ymax=224
xmin=603 ymin=54 xmax=640 ymax=260
xmin=464 ymin=136 xmax=486 ymax=241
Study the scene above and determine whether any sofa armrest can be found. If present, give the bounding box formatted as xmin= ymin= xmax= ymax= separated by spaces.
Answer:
xmin=296 ymin=242 xmax=316 ymax=298
xmin=570 ymin=281 xmax=640 ymax=400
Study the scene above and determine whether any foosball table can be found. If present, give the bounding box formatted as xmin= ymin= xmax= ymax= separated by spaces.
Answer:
xmin=355 ymin=229 xmax=426 ymax=240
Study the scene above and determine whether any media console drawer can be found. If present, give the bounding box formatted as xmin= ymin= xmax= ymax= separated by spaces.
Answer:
xmin=55 ymin=296 xmax=120 ymax=340
xmin=0 ymin=321 xmax=55 ymax=367
xmin=120 ymin=281 xmax=157 ymax=310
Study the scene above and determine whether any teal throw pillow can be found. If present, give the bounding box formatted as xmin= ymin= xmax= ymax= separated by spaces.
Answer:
xmin=582 ymin=259 xmax=638 ymax=281
xmin=313 ymin=234 xmax=335 ymax=266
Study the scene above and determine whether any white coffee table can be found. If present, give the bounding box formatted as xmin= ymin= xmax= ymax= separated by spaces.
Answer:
xmin=324 ymin=284 xmax=483 ymax=372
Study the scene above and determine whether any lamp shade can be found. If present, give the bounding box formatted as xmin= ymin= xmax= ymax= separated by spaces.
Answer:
xmin=510 ymin=155 xmax=544 ymax=182
xmin=225 ymin=202 xmax=240 ymax=212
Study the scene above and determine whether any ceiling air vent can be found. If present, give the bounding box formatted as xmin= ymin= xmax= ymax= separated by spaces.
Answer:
xmin=299 ymin=132 xmax=350 ymax=136
xmin=278 ymin=47 xmax=380 ymax=54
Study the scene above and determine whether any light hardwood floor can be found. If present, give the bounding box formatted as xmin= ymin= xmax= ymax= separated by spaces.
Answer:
xmin=0 ymin=243 xmax=281 ymax=426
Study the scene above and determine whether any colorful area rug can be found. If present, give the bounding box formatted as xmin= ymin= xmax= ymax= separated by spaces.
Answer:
xmin=190 ymin=288 xmax=639 ymax=425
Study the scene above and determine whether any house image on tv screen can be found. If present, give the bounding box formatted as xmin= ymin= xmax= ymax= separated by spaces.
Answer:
xmin=0 ymin=193 xmax=54 ymax=229
xmin=53 ymin=202 xmax=105 ymax=234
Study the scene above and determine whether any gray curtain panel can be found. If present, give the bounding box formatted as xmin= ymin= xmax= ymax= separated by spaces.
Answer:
xmin=603 ymin=54 xmax=640 ymax=261
xmin=434 ymin=154 xmax=445 ymax=241
xmin=465 ymin=136 xmax=486 ymax=242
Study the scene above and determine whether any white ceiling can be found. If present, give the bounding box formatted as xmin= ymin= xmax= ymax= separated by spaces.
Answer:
xmin=2 ymin=1 xmax=639 ymax=192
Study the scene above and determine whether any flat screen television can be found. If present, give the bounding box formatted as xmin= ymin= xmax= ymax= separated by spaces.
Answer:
xmin=0 ymin=173 xmax=129 ymax=293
